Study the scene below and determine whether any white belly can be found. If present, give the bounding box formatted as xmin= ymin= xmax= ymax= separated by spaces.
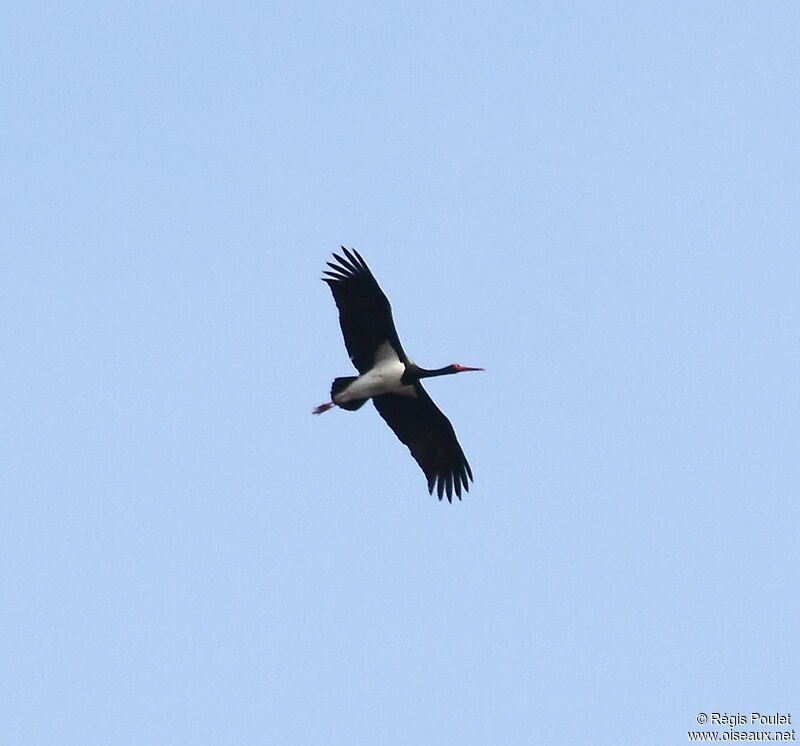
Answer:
xmin=334 ymin=342 xmax=417 ymax=403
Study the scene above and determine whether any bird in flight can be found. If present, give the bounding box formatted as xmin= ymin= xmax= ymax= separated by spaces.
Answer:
xmin=313 ymin=247 xmax=482 ymax=501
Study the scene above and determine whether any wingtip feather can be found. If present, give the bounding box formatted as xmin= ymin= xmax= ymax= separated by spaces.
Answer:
xmin=331 ymin=251 xmax=359 ymax=274
xmin=351 ymin=248 xmax=367 ymax=268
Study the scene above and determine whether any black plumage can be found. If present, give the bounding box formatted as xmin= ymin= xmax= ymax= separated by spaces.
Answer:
xmin=322 ymin=248 xmax=405 ymax=374
xmin=318 ymin=247 xmax=480 ymax=502
xmin=372 ymin=388 xmax=473 ymax=500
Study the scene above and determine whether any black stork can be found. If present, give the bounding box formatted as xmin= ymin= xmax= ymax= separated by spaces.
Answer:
xmin=313 ymin=247 xmax=483 ymax=502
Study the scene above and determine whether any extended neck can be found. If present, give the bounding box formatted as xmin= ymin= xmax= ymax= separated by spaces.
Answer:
xmin=405 ymin=363 xmax=475 ymax=382
xmin=415 ymin=365 xmax=459 ymax=379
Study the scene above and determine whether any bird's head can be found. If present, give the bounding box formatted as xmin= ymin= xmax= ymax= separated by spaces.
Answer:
xmin=449 ymin=363 xmax=484 ymax=374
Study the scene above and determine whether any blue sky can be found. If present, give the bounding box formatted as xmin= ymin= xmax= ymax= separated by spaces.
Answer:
xmin=3 ymin=2 xmax=798 ymax=744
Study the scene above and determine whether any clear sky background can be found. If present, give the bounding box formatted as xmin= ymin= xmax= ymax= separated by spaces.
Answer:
xmin=3 ymin=2 xmax=798 ymax=744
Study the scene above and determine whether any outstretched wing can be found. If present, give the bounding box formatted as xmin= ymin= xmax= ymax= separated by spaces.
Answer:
xmin=322 ymin=247 xmax=406 ymax=374
xmin=372 ymin=384 xmax=473 ymax=502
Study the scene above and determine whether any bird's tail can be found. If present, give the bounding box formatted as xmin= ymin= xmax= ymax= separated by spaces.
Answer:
xmin=331 ymin=377 xmax=368 ymax=411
